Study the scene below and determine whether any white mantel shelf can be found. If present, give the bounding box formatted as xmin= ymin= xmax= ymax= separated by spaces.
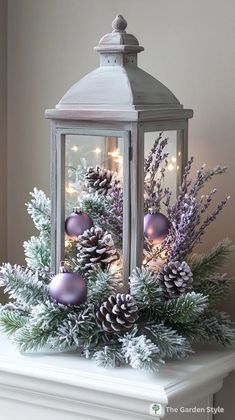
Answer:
xmin=0 ymin=334 xmax=235 ymax=420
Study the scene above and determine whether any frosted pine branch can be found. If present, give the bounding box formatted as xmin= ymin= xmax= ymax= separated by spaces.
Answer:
xmin=80 ymin=193 xmax=122 ymax=246
xmin=14 ymin=301 xmax=71 ymax=352
xmin=49 ymin=306 xmax=100 ymax=351
xmin=189 ymin=239 xmax=234 ymax=280
xmin=0 ymin=264 xmax=48 ymax=306
xmin=201 ymin=311 xmax=235 ymax=346
xmin=144 ymin=322 xmax=192 ymax=359
xmin=119 ymin=327 xmax=164 ymax=372
xmin=24 ymin=236 xmax=51 ymax=270
xmin=0 ymin=310 xmax=28 ymax=336
xmin=80 ymin=194 xmax=110 ymax=219
xmin=162 ymin=292 xmax=208 ymax=324
xmin=194 ymin=275 xmax=233 ymax=304
xmin=87 ymin=266 xmax=121 ymax=302
xmin=93 ymin=345 xmax=124 ymax=368
xmin=129 ymin=267 xmax=162 ymax=307
xmin=26 ymin=188 xmax=51 ymax=236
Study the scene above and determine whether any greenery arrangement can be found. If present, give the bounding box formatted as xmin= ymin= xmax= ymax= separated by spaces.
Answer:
xmin=0 ymin=135 xmax=234 ymax=372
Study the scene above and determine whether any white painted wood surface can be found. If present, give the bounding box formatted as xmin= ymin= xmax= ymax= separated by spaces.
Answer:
xmin=0 ymin=334 xmax=234 ymax=420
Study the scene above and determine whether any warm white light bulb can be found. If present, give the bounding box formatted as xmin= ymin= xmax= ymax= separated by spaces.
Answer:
xmin=71 ymin=145 xmax=78 ymax=152
xmin=66 ymin=184 xmax=77 ymax=194
xmin=171 ymin=156 xmax=177 ymax=163
xmin=115 ymin=156 xmax=123 ymax=164
xmin=108 ymin=148 xmax=120 ymax=159
xmin=168 ymin=163 xmax=174 ymax=172
xmin=94 ymin=147 xmax=101 ymax=154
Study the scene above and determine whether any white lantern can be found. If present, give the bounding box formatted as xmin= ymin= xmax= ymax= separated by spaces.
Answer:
xmin=45 ymin=15 xmax=193 ymax=289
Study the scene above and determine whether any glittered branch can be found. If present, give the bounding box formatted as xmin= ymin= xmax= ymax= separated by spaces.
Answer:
xmin=144 ymin=134 xmax=171 ymax=212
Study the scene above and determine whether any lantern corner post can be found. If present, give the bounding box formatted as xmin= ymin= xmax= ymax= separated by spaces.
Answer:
xmin=129 ymin=123 xmax=145 ymax=274
xmin=176 ymin=120 xmax=189 ymax=194
xmin=50 ymin=124 xmax=65 ymax=274
xmin=50 ymin=121 xmax=57 ymax=274
xmin=121 ymin=130 xmax=131 ymax=292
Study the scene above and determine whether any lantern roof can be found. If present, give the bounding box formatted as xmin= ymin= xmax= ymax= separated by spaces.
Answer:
xmin=45 ymin=15 xmax=193 ymax=122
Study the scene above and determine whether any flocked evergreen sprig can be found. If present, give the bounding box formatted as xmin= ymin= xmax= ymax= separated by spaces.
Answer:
xmin=23 ymin=188 xmax=51 ymax=270
xmin=0 ymin=136 xmax=234 ymax=372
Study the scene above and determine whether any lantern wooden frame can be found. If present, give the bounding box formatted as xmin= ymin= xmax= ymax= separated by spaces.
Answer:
xmin=46 ymin=15 xmax=193 ymax=290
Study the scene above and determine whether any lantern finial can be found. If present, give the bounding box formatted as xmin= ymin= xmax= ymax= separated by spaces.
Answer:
xmin=95 ymin=14 xmax=144 ymax=55
xmin=112 ymin=14 xmax=127 ymax=33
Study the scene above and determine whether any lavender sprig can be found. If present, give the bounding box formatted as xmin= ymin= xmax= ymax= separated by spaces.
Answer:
xmin=190 ymin=164 xmax=227 ymax=196
xmin=144 ymin=135 xmax=170 ymax=212
xmin=165 ymin=162 xmax=230 ymax=262
xmin=144 ymin=132 xmax=163 ymax=175
xmin=195 ymin=196 xmax=230 ymax=245
xmin=200 ymin=189 xmax=217 ymax=214
xmin=169 ymin=157 xmax=194 ymax=224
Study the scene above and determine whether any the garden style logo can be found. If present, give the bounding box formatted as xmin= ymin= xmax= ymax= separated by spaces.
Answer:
xmin=150 ymin=403 xmax=163 ymax=416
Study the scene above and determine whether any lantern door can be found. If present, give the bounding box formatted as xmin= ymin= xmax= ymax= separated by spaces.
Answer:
xmin=51 ymin=127 xmax=131 ymax=289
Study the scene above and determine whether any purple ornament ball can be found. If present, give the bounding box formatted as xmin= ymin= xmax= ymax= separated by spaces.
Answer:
xmin=65 ymin=208 xmax=93 ymax=238
xmin=144 ymin=212 xmax=170 ymax=245
xmin=49 ymin=268 xmax=87 ymax=306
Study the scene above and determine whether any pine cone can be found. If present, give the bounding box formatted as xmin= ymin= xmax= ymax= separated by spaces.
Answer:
xmin=77 ymin=227 xmax=118 ymax=270
xmin=86 ymin=166 xmax=113 ymax=195
xmin=158 ymin=261 xmax=193 ymax=299
xmin=96 ymin=294 xmax=138 ymax=333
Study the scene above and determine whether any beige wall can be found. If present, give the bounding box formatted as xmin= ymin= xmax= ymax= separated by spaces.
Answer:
xmin=0 ymin=0 xmax=7 ymax=303
xmin=0 ymin=0 xmax=7 ymax=262
xmin=5 ymin=0 xmax=235 ymax=416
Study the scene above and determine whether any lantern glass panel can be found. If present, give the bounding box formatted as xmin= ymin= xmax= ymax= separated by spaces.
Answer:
xmin=64 ymin=134 xmax=124 ymax=274
xmin=143 ymin=130 xmax=184 ymax=270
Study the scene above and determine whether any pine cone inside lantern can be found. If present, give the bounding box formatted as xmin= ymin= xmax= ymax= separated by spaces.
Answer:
xmin=85 ymin=166 xmax=113 ymax=195
xmin=77 ymin=226 xmax=119 ymax=270
xmin=158 ymin=261 xmax=193 ymax=299
xmin=96 ymin=294 xmax=138 ymax=333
